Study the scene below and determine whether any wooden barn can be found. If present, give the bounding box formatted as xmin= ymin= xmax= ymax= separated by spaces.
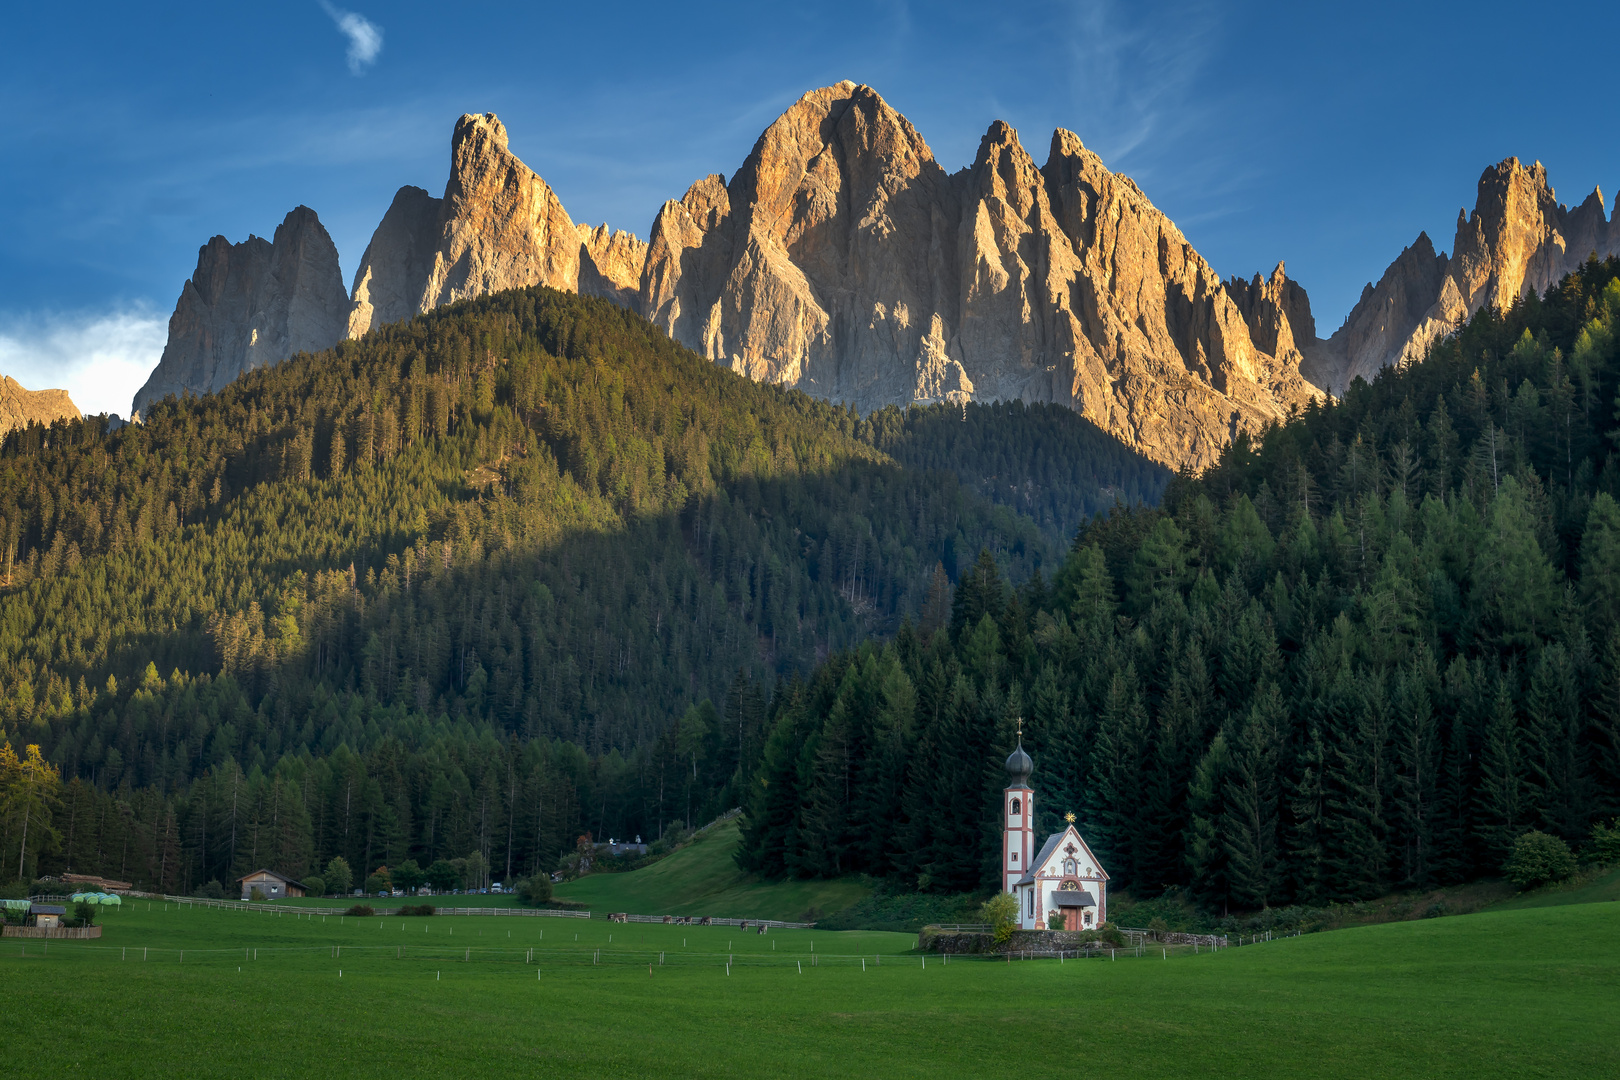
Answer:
xmin=237 ymin=870 xmax=306 ymax=900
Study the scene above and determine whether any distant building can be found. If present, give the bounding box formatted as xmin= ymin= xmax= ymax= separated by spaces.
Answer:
xmin=600 ymin=837 xmax=648 ymax=857
xmin=237 ymin=870 xmax=306 ymax=900
xmin=1002 ymin=732 xmax=1110 ymax=931
xmin=30 ymin=904 xmax=66 ymax=928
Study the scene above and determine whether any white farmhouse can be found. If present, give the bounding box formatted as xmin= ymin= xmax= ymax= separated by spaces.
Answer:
xmin=1002 ymin=736 xmax=1109 ymax=931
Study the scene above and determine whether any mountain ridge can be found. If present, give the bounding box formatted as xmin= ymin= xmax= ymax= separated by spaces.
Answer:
xmin=133 ymin=85 xmax=1619 ymax=470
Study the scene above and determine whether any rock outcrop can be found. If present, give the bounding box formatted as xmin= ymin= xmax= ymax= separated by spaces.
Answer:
xmin=0 ymin=375 xmax=80 ymax=436
xmin=577 ymin=224 xmax=648 ymax=312
xmin=133 ymin=206 xmax=348 ymax=416
xmin=348 ymin=113 xmax=647 ymax=335
xmin=638 ymin=83 xmax=1320 ymax=470
xmin=1306 ymin=159 xmax=1619 ymax=394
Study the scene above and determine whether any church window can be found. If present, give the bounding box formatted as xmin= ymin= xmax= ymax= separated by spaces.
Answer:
xmin=1027 ymin=890 xmax=1035 ymax=918
xmin=1011 ymin=852 xmax=1017 ymax=863
xmin=1010 ymin=798 xmax=1021 ymax=816
xmin=1084 ymin=911 xmax=1093 ymax=927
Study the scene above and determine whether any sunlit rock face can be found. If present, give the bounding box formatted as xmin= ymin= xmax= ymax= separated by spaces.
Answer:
xmin=639 ymin=83 xmax=1321 ymax=471
xmin=1 ymin=375 xmax=79 ymax=435
xmin=134 ymin=206 xmax=348 ymax=417
xmin=1306 ymin=158 xmax=1620 ymax=395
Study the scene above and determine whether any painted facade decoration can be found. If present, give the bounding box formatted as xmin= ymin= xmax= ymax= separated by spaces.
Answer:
xmin=1002 ymin=731 xmax=1109 ymax=931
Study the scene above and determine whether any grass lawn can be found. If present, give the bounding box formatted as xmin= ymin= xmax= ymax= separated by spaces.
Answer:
xmin=2 ymin=894 xmax=1614 ymax=1078
xmin=553 ymin=818 xmax=871 ymax=921
xmin=1489 ymin=864 xmax=1620 ymax=912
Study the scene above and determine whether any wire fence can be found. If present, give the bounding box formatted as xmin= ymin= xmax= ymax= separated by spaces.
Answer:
xmin=33 ymin=894 xmax=816 ymax=929
xmin=31 ymin=894 xmax=590 ymax=919
xmin=1 ymin=935 xmax=1284 ymax=971
xmin=603 ymin=914 xmax=815 ymax=929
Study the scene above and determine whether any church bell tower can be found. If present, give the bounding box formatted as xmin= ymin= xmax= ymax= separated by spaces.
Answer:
xmin=1002 ymin=723 xmax=1035 ymax=897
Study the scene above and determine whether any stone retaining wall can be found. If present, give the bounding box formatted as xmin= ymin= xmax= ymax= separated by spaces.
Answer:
xmin=921 ymin=927 xmax=1113 ymax=955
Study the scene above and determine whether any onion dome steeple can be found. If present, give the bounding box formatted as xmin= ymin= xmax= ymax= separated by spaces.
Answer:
xmin=1005 ymin=717 xmax=1033 ymax=787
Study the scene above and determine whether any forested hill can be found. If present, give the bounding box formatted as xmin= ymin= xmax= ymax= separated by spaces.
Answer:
xmin=0 ymin=286 xmax=1157 ymax=893
xmin=739 ymin=257 xmax=1620 ymax=910
xmin=861 ymin=401 xmax=1168 ymax=545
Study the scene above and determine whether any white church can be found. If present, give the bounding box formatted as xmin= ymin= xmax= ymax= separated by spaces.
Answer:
xmin=1002 ymin=735 xmax=1109 ymax=931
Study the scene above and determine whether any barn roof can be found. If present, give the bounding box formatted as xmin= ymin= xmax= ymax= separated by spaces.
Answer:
xmin=236 ymin=869 xmax=303 ymax=887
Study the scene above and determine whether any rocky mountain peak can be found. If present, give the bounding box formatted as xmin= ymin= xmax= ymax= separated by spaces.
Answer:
xmin=640 ymin=83 xmax=1319 ymax=469
xmin=133 ymin=205 xmax=348 ymax=416
xmin=347 ymin=110 xmax=648 ymax=337
xmin=1306 ymin=156 xmax=1617 ymax=395
xmin=1 ymin=374 xmax=80 ymax=436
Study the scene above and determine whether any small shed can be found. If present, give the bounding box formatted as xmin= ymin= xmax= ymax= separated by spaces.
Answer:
xmin=30 ymin=904 xmax=66 ymax=929
xmin=237 ymin=869 xmax=306 ymax=900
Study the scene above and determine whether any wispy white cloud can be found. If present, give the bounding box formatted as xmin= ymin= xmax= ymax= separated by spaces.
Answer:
xmin=320 ymin=2 xmax=384 ymax=75
xmin=0 ymin=307 xmax=166 ymax=419
xmin=1058 ymin=0 xmax=1223 ymax=172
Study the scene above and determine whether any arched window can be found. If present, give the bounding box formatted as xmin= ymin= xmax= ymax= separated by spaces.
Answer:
xmin=1027 ymin=890 xmax=1035 ymax=918
xmin=1010 ymin=797 xmax=1021 ymax=816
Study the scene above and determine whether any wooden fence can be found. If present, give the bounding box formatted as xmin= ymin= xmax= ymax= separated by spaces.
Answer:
xmin=2 ymin=925 xmax=102 ymax=939
xmin=1117 ymin=927 xmax=1230 ymax=948
xmin=606 ymin=913 xmax=815 ymax=929
xmin=32 ymin=894 xmax=590 ymax=919
xmin=31 ymin=893 xmax=815 ymax=929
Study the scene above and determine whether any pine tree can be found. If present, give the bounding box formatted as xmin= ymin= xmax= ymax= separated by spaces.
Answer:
xmin=1087 ymin=665 xmax=1150 ymax=889
xmin=1524 ymin=643 xmax=1594 ymax=841
xmin=1185 ymin=731 xmax=1232 ymax=911
xmin=1222 ymin=684 xmax=1284 ymax=909
xmin=1476 ymin=679 xmax=1528 ymax=860
xmin=950 ymin=550 xmax=1006 ymax=640
xmin=1391 ymin=650 xmax=1441 ymax=888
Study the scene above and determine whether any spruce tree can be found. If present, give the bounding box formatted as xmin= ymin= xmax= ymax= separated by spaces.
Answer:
xmin=1222 ymin=683 xmax=1284 ymax=908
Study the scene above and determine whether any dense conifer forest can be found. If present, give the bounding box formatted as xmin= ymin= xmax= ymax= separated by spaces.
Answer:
xmin=739 ymin=257 xmax=1620 ymax=909
xmin=0 ymin=287 xmax=1158 ymax=893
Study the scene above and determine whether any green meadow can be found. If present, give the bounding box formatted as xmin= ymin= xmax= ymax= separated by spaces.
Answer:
xmin=551 ymin=818 xmax=871 ymax=921
xmin=2 ymin=896 xmax=1614 ymax=1078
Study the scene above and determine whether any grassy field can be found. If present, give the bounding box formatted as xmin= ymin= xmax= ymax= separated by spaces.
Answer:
xmin=2 ymin=893 xmax=1614 ymax=1078
xmin=1489 ymin=864 xmax=1620 ymax=912
xmin=552 ymin=819 xmax=871 ymax=921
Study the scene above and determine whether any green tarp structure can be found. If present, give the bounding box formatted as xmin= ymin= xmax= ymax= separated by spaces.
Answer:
xmin=2 ymin=899 xmax=29 ymax=913
xmin=68 ymin=892 xmax=122 ymax=906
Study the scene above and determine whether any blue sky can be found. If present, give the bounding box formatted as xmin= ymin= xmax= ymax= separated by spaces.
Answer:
xmin=2 ymin=1 xmax=1616 ymax=417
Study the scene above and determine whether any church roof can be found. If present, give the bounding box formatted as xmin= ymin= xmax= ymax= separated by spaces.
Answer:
xmin=1014 ymin=832 xmax=1067 ymax=884
xmin=1052 ymin=890 xmax=1097 ymax=908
